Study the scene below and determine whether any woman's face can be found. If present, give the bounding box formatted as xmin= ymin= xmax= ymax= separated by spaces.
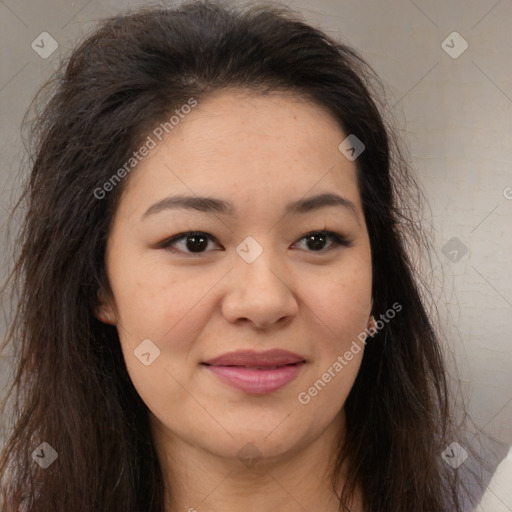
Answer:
xmin=101 ymin=89 xmax=372 ymax=465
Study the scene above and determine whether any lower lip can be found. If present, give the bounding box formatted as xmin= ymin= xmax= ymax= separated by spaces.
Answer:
xmin=203 ymin=363 xmax=305 ymax=395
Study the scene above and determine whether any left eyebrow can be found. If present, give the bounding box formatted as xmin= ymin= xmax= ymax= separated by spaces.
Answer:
xmin=141 ymin=192 xmax=360 ymax=222
xmin=286 ymin=193 xmax=359 ymax=221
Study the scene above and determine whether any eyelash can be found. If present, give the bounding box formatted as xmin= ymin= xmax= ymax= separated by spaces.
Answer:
xmin=158 ymin=230 xmax=351 ymax=255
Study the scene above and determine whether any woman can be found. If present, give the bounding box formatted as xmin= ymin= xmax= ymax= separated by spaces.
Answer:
xmin=0 ymin=1 xmax=501 ymax=510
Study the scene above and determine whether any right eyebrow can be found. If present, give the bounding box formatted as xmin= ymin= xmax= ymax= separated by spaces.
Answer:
xmin=141 ymin=192 xmax=360 ymax=223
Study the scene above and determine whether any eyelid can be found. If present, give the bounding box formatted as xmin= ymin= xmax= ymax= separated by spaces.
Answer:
xmin=158 ymin=230 xmax=351 ymax=255
xmin=292 ymin=230 xmax=352 ymax=250
xmin=158 ymin=231 xmax=222 ymax=253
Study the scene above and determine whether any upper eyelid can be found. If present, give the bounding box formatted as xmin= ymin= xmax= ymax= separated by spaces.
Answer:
xmin=161 ymin=230 xmax=350 ymax=251
xmin=158 ymin=232 xmax=221 ymax=251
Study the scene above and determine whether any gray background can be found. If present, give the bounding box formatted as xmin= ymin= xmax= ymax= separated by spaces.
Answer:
xmin=1 ymin=0 xmax=511 ymax=459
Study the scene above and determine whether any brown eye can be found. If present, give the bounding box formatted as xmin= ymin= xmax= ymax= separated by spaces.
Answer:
xmin=159 ymin=232 xmax=222 ymax=254
xmin=292 ymin=231 xmax=351 ymax=252
xmin=304 ymin=233 xmax=328 ymax=251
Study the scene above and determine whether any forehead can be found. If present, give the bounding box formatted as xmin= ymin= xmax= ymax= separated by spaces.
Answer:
xmin=117 ymin=89 xmax=362 ymax=218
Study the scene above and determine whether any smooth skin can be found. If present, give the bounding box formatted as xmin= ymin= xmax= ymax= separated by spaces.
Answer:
xmin=96 ymin=89 xmax=372 ymax=512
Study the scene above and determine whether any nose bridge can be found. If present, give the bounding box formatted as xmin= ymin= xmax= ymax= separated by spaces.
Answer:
xmin=234 ymin=234 xmax=286 ymax=288
xmin=222 ymin=235 xmax=297 ymax=326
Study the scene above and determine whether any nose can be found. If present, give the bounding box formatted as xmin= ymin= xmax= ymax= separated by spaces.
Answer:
xmin=221 ymin=247 xmax=299 ymax=329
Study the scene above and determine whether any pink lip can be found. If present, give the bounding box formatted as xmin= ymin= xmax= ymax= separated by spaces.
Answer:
xmin=202 ymin=349 xmax=306 ymax=395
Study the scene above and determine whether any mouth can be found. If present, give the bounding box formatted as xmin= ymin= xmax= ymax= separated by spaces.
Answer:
xmin=201 ymin=349 xmax=306 ymax=395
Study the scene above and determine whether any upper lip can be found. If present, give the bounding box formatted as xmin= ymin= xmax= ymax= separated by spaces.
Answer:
xmin=203 ymin=349 xmax=306 ymax=367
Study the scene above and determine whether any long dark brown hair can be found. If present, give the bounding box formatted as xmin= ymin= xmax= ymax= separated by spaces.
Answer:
xmin=1 ymin=1 xmax=474 ymax=510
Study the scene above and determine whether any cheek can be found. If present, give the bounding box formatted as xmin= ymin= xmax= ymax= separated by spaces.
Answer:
xmin=107 ymin=252 xmax=220 ymax=407
xmin=107 ymin=234 xmax=372 ymax=417
xmin=108 ymin=247 xmax=216 ymax=341
xmin=297 ymin=258 xmax=371 ymax=401
xmin=302 ymin=260 xmax=372 ymax=341
xmin=295 ymin=282 xmax=370 ymax=423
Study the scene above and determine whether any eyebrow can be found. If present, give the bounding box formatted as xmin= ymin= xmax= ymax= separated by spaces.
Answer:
xmin=141 ymin=192 xmax=359 ymax=221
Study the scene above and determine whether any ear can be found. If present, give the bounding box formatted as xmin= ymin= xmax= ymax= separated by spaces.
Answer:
xmin=94 ymin=288 xmax=116 ymax=324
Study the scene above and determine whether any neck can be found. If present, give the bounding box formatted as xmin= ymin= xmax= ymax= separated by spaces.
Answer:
xmin=151 ymin=410 xmax=362 ymax=512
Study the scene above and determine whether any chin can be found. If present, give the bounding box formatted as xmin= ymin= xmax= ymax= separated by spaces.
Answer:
xmin=207 ymin=436 xmax=301 ymax=467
